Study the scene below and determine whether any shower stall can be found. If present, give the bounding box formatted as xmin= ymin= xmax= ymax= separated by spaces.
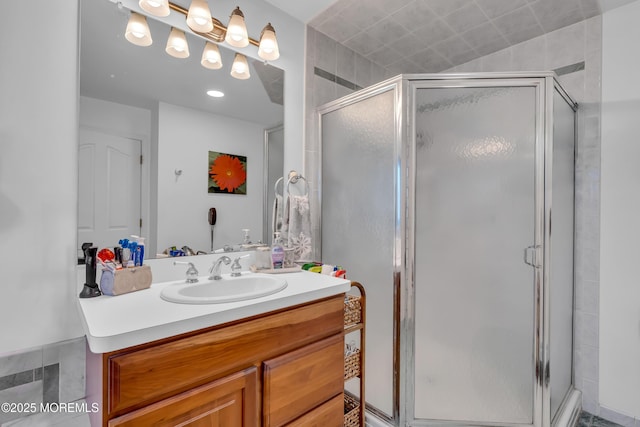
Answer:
xmin=318 ymin=73 xmax=579 ymax=427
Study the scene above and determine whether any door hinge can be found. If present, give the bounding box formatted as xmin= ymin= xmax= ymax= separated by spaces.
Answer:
xmin=139 ymin=218 xmax=143 ymax=228
xmin=140 ymin=155 xmax=143 ymax=165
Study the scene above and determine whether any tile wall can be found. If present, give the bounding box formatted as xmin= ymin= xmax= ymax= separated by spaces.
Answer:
xmin=304 ymin=14 xmax=627 ymax=425
xmin=0 ymin=338 xmax=89 ymax=426
xmin=304 ymin=27 xmax=395 ymax=261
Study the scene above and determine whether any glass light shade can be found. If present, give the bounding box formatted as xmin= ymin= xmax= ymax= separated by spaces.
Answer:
xmin=225 ymin=7 xmax=249 ymax=48
xmin=187 ymin=0 xmax=214 ymax=33
xmin=125 ymin=12 xmax=152 ymax=47
xmin=165 ymin=28 xmax=190 ymax=58
xmin=201 ymin=42 xmax=222 ymax=69
xmin=258 ymin=23 xmax=279 ymax=61
xmin=230 ymin=53 xmax=250 ymax=79
xmin=139 ymin=0 xmax=170 ymax=17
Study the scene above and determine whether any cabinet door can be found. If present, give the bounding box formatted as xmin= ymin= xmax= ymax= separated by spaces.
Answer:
xmin=284 ymin=393 xmax=344 ymax=427
xmin=108 ymin=367 xmax=258 ymax=427
xmin=263 ymin=334 xmax=344 ymax=427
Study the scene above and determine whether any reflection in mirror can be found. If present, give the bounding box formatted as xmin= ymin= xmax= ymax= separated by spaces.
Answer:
xmin=264 ymin=125 xmax=284 ymax=243
xmin=77 ymin=0 xmax=284 ymax=260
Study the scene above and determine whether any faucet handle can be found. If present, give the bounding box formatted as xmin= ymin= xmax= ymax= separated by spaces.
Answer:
xmin=174 ymin=261 xmax=199 ymax=283
xmin=231 ymin=254 xmax=250 ymax=277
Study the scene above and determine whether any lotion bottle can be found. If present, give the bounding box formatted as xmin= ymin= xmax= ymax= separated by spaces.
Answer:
xmin=271 ymin=232 xmax=284 ymax=269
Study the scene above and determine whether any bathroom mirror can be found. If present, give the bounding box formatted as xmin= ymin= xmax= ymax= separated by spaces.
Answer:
xmin=78 ymin=0 xmax=284 ymax=259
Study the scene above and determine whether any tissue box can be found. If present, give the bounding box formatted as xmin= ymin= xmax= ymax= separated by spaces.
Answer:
xmin=100 ymin=265 xmax=152 ymax=296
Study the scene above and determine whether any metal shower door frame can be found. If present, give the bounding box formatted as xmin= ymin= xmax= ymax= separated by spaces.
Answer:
xmin=402 ymin=73 xmax=558 ymax=427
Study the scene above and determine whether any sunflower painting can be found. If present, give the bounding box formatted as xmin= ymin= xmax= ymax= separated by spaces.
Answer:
xmin=208 ymin=151 xmax=247 ymax=194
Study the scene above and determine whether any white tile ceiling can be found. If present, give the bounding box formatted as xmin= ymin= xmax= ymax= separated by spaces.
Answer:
xmin=308 ymin=0 xmax=626 ymax=73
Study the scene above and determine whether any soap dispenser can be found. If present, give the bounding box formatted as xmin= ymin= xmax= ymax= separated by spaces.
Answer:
xmin=271 ymin=232 xmax=284 ymax=269
xmin=79 ymin=243 xmax=101 ymax=298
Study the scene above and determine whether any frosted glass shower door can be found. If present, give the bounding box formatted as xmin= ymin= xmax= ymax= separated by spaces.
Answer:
xmin=413 ymin=85 xmax=538 ymax=424
xmin=321 ymin=87 xmax=397 ymax=417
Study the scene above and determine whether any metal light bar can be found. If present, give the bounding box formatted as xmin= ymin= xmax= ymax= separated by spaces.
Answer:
xmin=167 ymin=2 xmax=260 ymax=47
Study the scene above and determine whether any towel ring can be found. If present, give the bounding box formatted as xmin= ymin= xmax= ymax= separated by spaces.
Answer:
xmin=286 ymin=171 xmax=309 ymax=196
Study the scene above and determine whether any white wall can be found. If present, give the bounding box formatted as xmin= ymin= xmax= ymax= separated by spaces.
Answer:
xmin=157 ymin=102 xmax=265 ymax=253
xmin=79 ymin=96 xmax=151 ymax=137
xmin=79 ymin=96 xmax=152 ymax=252
xmin=0 ymin=0 xmax=83 ymax=353
xmin=600 ymin=0 xmax=640 ymax=419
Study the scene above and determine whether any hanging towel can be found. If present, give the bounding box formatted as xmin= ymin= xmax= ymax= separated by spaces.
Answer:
xmin=285 ymin=193 xmax=312 ymax=261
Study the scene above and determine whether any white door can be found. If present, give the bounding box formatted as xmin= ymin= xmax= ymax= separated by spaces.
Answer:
xmin=77 ymin=128 xmax=141 ymax=258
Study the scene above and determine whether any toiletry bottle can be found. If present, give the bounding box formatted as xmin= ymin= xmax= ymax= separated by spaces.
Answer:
xmin=271 ymin=232 xmax=285 ymax=269
xmin=119 ymin=238 xmax=130 ymax=268
xmin=132 ymin=235 xmax=145 ymax=266
xmin=136 ymin=236 xmax=145 ymax=266
xmin=127 ymin=241 xmax=137 ymax=268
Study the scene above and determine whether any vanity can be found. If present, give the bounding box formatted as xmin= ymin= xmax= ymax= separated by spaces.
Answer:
xmin=78 ymin=257 xmax=350 ymax=427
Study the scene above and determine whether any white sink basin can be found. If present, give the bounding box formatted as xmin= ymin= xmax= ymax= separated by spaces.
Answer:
xmin=160 ymin=274 xmax=288 ymax=304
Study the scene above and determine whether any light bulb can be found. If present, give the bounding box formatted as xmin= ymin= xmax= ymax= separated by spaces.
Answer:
xmin=225 ymin=7 xmax=249 ymax=48
xmin=230 ymin=53 xmax=250 ymax=80
xmin=201 ymin=42 xmax=222 ymax=70
xmin=258 ymin=23 xmax=279 ymax=61
xmin=166 ymin=28 xmax=190 ymax=58
xmin=187 ymin=0 xmax=214 ymax=33
xmin=125 ymin=13 xmax=152 ymax=47
xmin=139 ymin=0 xmax=170 ymax=17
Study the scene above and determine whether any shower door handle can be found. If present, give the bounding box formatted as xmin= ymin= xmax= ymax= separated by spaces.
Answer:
xmin=523 ymin=245 xmax=541 ymax=268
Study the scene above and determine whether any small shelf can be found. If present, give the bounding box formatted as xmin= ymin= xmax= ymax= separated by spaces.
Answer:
xmin=343 ymin=281 xmax=365 ymax=427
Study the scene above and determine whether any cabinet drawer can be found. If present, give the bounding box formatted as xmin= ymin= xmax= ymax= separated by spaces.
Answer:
xmin=107 ymin=296 xmax=344 ymax=415
xmin=108 ymin=367 xmax=258 ymax=427
xmin=263 ymin=334 xmax=344 ymax=427
xmin=284 ymin=393 xmax=344 ymax=427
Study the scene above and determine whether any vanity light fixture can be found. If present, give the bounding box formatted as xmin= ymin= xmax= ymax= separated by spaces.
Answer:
xmin=165 ymin=27 xmax=190 ymax=58
xmin=258 ymin=23 xmax=279 ymax=61
xmin=201 ymin=42 xmax=222 ymax=69
xmin=125 ymin=12 xmax=152 ymax=46
xmin=225 ymin=7 xmax=249 ymax=48
xmin=230 ymin=53 xmax=250 ymax=80
xmin=123 ymin=1 xmax=280 ymax=79
xmin=139 ymin=0 xmax=170 ymax=17
xmin=186 ymin=0 xmax=214 ymax=33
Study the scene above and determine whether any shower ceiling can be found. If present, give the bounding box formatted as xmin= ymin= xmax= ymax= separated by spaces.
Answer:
xmin=298 ymin=0 xmax=636 ymax=73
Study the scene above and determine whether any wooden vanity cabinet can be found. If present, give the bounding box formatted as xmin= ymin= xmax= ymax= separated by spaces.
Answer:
xmin=88 ymin=295 xmax=345 ymax=427
xmin=263 ymin=334 xmax=344 ymax=426
xmin=108 ymin=367 xmax=258 ymax=427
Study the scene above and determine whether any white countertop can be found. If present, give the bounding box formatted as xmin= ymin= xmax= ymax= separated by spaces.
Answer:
xmin=78 ymin=270 xmax=350 ymax=353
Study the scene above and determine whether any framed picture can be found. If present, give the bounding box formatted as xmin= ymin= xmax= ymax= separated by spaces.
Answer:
xmin=208 ymin=151 xmax=247 ymax=194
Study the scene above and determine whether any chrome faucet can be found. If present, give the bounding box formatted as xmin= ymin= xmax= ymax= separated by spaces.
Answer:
xmin=209 ymin=256 xmax=231 ymax=280
xmin=174 ymin=261 xmax=199 ymax=283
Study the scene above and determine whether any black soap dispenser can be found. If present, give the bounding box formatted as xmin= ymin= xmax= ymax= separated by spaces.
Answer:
xmin=79 ymin=243 xmax=101 ymax=298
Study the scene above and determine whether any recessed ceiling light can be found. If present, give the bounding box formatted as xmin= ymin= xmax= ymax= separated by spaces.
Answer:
xmin=207 ymin=90 xmax=224 ymax=98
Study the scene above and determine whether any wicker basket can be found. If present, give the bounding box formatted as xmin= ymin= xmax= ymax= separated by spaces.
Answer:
xmin=344 ymin=348 xmax=361 ymax=380
xmin=344 ymin=394 xmax=360 ymax=427
xmin=344 ymin=295 xmax=362 ymax=326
